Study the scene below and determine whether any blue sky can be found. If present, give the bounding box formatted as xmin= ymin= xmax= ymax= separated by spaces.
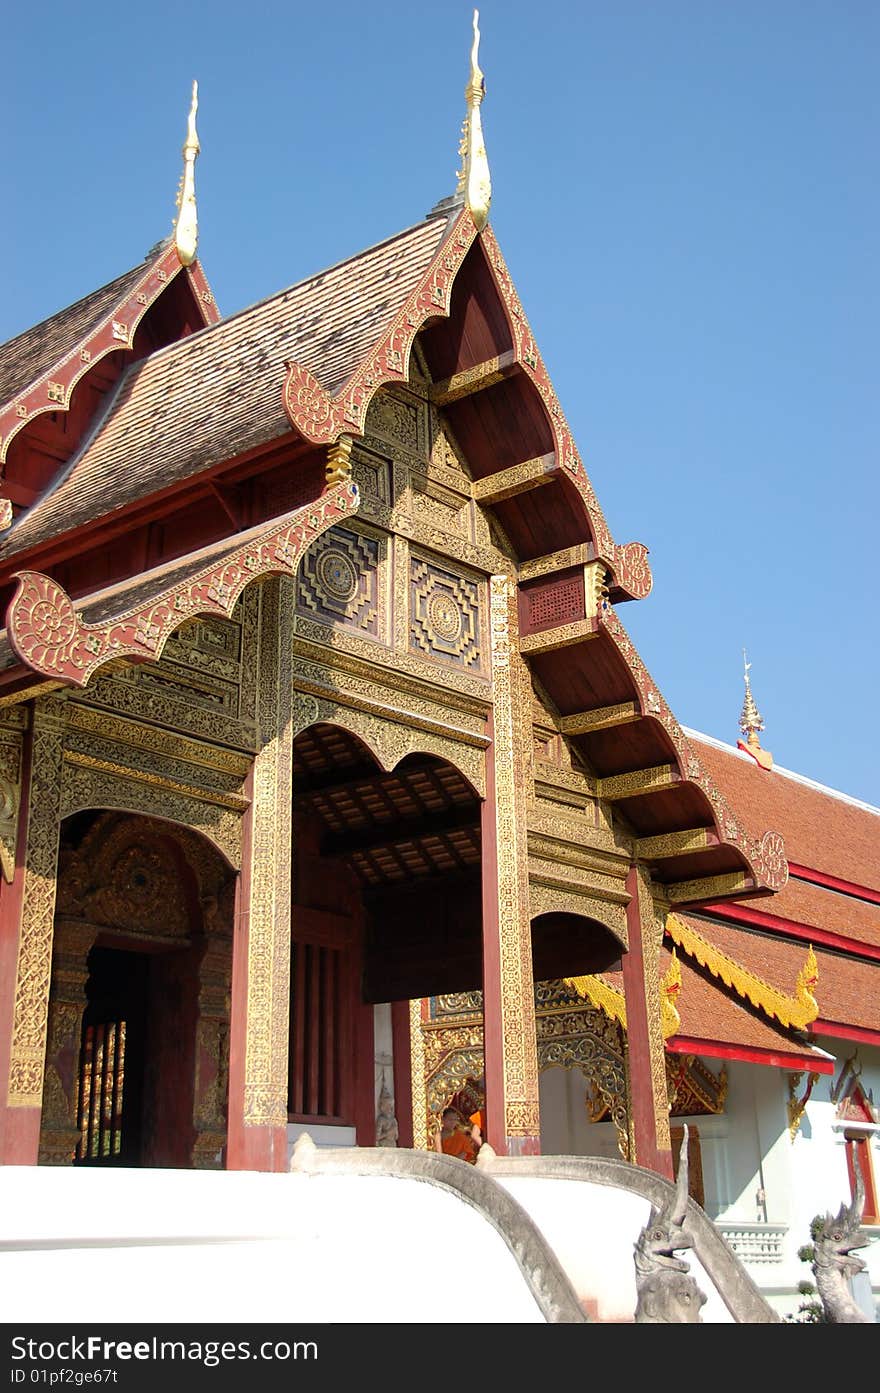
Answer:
xmin=4 ymin=2 xmax=878 ymax=805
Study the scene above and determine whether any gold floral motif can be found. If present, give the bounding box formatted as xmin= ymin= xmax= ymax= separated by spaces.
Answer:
xmin=487 ymin=574 xmax=540 ymax=1138
xmin=636 ymin=866 xmax=671 ymax=1155
xmin=243 ymin=579 xmax=294 ymax=1127
xmin=60 ymin=762 xmax=242 ymax=870
xmin=290 ymin=692 xmax=486 ymax=798
xmin=8 ymin=698 xmax=66 ymax=1107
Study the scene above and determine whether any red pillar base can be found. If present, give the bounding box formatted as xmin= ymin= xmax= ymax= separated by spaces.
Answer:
xmin=0 ymin=1105 xmax=41 ymax=1165
xmin=224 ymin=1123 xmax=288 ymax=1173
xmin=506 ymin=1134 xmax=541 ymax=1158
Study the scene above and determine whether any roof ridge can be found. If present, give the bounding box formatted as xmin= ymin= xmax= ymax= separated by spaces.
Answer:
xmin=683 ymin=727 xmax=880 ymax=818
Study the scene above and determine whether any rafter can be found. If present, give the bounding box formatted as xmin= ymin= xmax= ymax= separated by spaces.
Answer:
xmin=471 ymin=453 xmax=557 ymax=505
xmin=321 ymin=804 xmax=479 ymax=858
xmin=429 ymin=349 xmax=517 ymax=405
xmin=559 ymin=703 xmax=640 ymax=735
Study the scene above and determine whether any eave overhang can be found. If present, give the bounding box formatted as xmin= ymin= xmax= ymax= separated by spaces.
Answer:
xmin=665 ymin=1037 xmax=834 ymax=1075
xmin=0 ymin=480 xmax=357 ymax=691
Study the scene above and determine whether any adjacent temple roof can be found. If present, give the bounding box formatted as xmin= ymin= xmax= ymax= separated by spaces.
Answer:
xmin=0 ymin=216 xmax=449 ymax=560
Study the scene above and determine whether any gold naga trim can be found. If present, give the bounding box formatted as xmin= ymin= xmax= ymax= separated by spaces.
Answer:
xmin=174 ymin=80 xmax=200 ymax=266
xmin=564 ymin=951 xmax=682 ymax=1041
xmin=666 ymin=913 xmax=819 ymax=1030
xmin=455 ymin=10 xmax=492 ymax=231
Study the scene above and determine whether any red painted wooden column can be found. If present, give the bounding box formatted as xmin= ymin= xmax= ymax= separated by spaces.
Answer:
xmin=621 ymin=864 xmax=674 ymax=1180
xmin=0 ymin=710 xmax=35 ymax=1164
xmin=391 ymin=1000 xmax=414 ymax=1149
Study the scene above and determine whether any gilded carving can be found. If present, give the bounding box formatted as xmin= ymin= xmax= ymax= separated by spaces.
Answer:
xmin=364 ymin=390 xmax=423 ymax=455
xmin=635 ymin=866 xmax=672 ymax=1155
xmin=8 ymin=484 xmax=357 ymax=688
xmin=666 ymin=915 xmax=819 ymax=1030
xmin=8 ymin=698 xmax=66 ymax=1107
xmin=290 ymin=647 xmax=489 ymax=728
xmin=518 ymin=621 xmax=598 ymax=656
xmin=290 ymin=692 xmax=486 ymax=798
xmin=527 ymin=876 xmax=628 ymax=947
xmin=243 ymin=578 xmax=294 ymax=1127
xmin=487 ymin=574 xmax=540 ymax=1138
xmin=296 ymin=524 xmax=384 ymax=640
xmin=293 ymin=613 xmax=492 ymax=702
xmin=0 ymin=726 xmax=22 ymax=879
xmin=518 ymin=546 xmax=592 ymax=583
xmin=471 ymin=455 xmax=556 ymax=506
xmin=410 ymin=556 xmax=483 ymax=670
xmin=60 ymin=762 xmax=242 ymax=870
xmin=409 ymin=999 xmax=429 ymax=1150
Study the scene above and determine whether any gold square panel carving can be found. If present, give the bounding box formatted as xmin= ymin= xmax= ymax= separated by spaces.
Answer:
xmin=409 ymin=556 xmax=483 ymax=670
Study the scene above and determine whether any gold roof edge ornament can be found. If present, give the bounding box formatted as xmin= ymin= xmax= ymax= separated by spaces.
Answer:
xmin=565 ymin=960 xmax=682 ymax=1042
xmin=737 ymin=648 xmax=773 ymax=771
xmin=455 ymin=10 xmax=492 ymax=231
xmin=174 ymin=80 xmax=200 ymax=266
xmin=667 ymin=914 xmax=819 ymax=1031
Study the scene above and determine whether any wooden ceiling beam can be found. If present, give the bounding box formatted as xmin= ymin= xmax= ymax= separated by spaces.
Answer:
xmin=559 ymin=702 xmax=640 ymax=735
xmin=519 ymin=621 xmax=599 ymax=656
xmin=635 ymin=828 xmax=719 ymax=859
xmin=666 ymin=872 xmax=753 ymax=905
xmin=471 ymin=453 xmax=558 ymax=506
xmin=596 ymin=764 xmax=680 ymax=801
xmin=429 ymin=349 xmax=518 ymax=405
xmin=322 ymin=804 xmax=480 ymax=859
xmin=518 ymin=545 xmax=593 ymax=582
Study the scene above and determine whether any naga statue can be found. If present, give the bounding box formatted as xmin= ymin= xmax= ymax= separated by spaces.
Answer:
xmin=812 ymin=1169 xmax=871 ymax=1323
xmin=633 ymin=1125 xmax=707 ymax=1323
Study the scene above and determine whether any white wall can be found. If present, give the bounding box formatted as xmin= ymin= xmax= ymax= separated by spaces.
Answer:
xmin=0 ymin=1167 xmax=546 ymax=1324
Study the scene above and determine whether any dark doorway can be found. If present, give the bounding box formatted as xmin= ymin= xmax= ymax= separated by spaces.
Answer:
xmin=75 ymin=946 xmax=148 ymax=1166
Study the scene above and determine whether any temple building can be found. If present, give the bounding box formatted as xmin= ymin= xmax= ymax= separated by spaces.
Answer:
xmin=0 ymin=15 xmax=876 ymax=1313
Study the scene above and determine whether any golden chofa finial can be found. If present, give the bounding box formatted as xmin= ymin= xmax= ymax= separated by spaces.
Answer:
xmin=174 ymin=80 xmax=200 ymax=266
xmin=455 ymin=10 xmax=491 ymax=231
xmin=737 ymin=649 xmax=773 ymax=771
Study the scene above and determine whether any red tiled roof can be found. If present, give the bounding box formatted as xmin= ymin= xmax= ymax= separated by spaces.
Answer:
xmin=1 ymin=215 xmax=451 ymax=562
xmin=690 ymin=735 xmax=879 ymax=893
xmin=745 ymin=874 xmax=880 ymax=952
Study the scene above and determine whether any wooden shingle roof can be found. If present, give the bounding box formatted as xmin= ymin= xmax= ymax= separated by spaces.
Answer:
xmin=0 ymin=215 xmax=451 ymax=561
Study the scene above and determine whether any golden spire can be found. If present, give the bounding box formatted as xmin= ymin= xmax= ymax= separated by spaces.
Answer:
xmin=174 ymin=80 xmax=200 ymax=266
xmin=738 ymin=649 xmax=773 ymax=770
xmin=455 ymin=10 xmax=491 ymax=231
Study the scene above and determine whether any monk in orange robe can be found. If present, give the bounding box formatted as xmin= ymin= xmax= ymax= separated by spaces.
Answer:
xmin=433 ymin=1107 xmax=480 ymax=1163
